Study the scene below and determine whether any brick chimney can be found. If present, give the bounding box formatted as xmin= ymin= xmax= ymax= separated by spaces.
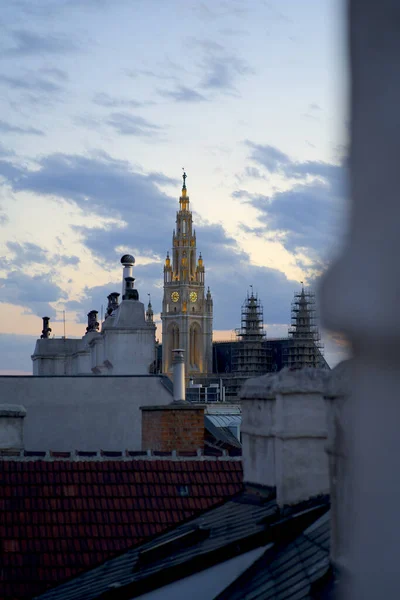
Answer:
xmin=0 ymin=404 xmax=26 ymax=456
xmin=141 ymin=404 xmax=204 ymax=453
xmin=141 ymin=349 xmax=204 ymax=453
xmin=240 ymin=368 xmax=329 ymax=508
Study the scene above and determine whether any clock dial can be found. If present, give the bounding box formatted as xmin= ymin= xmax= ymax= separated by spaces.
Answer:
xmin=189 ymin=291 xmax=198 ymax=302
xmin=171 ymin=291 xmax=180 ymax=302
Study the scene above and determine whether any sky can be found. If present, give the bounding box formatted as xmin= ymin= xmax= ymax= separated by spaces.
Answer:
xmin=0 ymin=0 xmax=349 ymax=374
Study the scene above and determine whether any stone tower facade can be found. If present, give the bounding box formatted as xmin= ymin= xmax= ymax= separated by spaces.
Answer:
xmin=161 ymin=173 xmax=213 ymax=378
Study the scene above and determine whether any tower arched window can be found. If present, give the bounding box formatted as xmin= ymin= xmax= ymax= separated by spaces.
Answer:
xmin=190 ymin=323 xmax=201 ymax=369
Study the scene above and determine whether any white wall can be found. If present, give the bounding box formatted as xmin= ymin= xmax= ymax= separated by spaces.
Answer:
xmin=0 ymin=376 xmax=172 ymax=451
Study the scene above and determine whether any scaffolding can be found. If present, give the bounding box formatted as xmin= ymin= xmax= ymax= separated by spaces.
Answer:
xmin=285 ymin=287 xmax=324 ymax=369
xmin=232 ymin=290 xmax=269 ymax=377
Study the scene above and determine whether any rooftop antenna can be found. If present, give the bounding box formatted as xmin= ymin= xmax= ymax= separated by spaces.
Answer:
xmin=63 ymin=310 xmax=66 ymax=339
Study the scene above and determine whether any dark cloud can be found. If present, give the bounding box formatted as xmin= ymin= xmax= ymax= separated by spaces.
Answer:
xmin=0 ymin=73 xmax=62 ymax=94
xmin=0 ymin=120 xmax=44 ymax=136
xmin=236 ymin=141 xmax=348 ymax=271
xmin=126 ymin=66 xmax=178 ymax=82
xmin=208 ymin=261 xmax=299 ymax=329
xmin=200 ymin=54 xmax=252 ymax=92
xmin=1 ymin=30 xmax=77 ymax=57
xmin=58 ymin=255 xmax=80 ymax=266
xmin=106 ymin=112 xmax=161 ymax=137
xmin=0 ymin=152 xmax=177 ymax=261
xmin=39 ymin=67 xmax=69 ymax=81
xmin=64 ymin=262 xmax=162 ymax=324
xmin=92 ymin=93 xmax=144 ymax=109
xmin=0 ymin=334 xmax=37 ymax=374
xmin=244 ymin=141 xmax=290 ymax=172
xmin=0 ymin=271 xmax=66 ymax=318
xmin=0 ymin=159 xmax=24 ymax=182
xmin=6 ymin=242 xmax=48 ymax=265
xmin=3 ymin=241 xmax=80 ymax=270
xmin=158 ymin=86 xmax=207 ymax=103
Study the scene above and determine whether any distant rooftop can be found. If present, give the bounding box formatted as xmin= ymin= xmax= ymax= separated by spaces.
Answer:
xmin=0 ymin=458 xmax=243 ymax=600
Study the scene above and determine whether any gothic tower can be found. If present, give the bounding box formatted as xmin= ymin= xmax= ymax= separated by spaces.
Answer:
xmin=161 ymin=172 xmax=213 ymax=378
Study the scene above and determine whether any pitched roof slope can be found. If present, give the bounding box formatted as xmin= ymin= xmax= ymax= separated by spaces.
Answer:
xmin=35 ymin=493 xmax=279 ymax=600
xmin=216 ymin=511 xmax=331 ymax=600
xmin=0 ymin=458 xmax=243 ymax=600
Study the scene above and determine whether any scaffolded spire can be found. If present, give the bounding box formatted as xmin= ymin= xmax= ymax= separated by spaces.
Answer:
xmin=287 ymin=286 xmax=324 ymax=368
xmin=232 ymin=289 xmax=267 ymax=376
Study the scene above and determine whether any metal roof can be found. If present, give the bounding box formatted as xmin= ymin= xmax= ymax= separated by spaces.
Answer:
xmin=36 ymin=492 xmax=330 ymax=600
xmin=35 ymin=494 xmax=278 ymax=600
xmin=206 ymin=414 xmax=242 ymax=428
xmin=216 ymin=511 xmax=331 ymax=600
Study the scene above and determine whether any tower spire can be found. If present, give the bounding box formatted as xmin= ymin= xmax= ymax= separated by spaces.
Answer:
xmin=182 ymin=168 xmax=187 ymax=192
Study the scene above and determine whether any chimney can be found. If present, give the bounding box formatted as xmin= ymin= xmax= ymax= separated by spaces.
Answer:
xmin=40 ymin=316 xmax=51 ymax=339
xmin=172 ymin=349 xmax=185 ymax=401
xmin=106 ymin=292 xmax=120 ymax=319
xmin=86 ymin=310 xmax=99 ymax=333
xmin=240 ymin=368 xmax=329 ymax=507
xmin=120 ymin=254 xmax=135 ymax=296
xmin=141 ymin=351 xmax=204 ymax=453
xmin=325 ymin=360 xmax=352 ymax=573
xmin=0 ymin=404 xmax=26 ymax=455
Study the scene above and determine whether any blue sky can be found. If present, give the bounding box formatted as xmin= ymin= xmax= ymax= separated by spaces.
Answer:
xmin=0 ymin=0 xmax=348 ymax=373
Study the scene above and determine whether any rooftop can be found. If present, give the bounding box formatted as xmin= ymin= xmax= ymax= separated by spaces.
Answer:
xmin=35 ymin=490 xmax=330 ymax=600
xmin=0 ymin=457 xmax=243 ymax=600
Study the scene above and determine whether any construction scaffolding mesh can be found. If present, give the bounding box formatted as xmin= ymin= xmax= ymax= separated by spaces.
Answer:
xmin=232 ymin=291 xmax=270 ymax=376
xmin=285 ymin=287 xmax=324 ymax=369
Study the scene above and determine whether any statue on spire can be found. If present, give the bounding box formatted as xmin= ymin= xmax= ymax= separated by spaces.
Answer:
xmin=182 ymin=168 xmax=187 ymax=190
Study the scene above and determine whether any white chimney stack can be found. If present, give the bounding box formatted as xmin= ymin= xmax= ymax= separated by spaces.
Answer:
xmin=240 ymin=368 xmax=329 ymax=507
xmin=0 ymin=404 xmax=26 ymax=455
xmin=120 ymin=254 xmax=135 ymax=296
xmin=172 ymin=349 xmax=186 ymax=402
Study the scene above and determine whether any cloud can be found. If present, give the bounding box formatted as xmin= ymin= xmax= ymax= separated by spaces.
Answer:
xmin=92 ymin=93 xmax=144 ymax=109
xmin=39 ymin=67 xmax=69 ymax=81
xmin=158 ymin=86 xmax=207 ymax=103
xmin=6 ymin=242 xmax=49 ymax=265
xmin=0 ymin=334 xmax=37 ymax=373
xmin=2 ymin=241 xmax=80 ymax=270
xmin=0 ymin=152 xmax=177 ymax=261
xmin=200 ymin=54 xmax=252 ymax=92
xmin=0 ymin=149 xmax=313 ymax=335
xmin=0 ymin=120 xmax=44 ymax=136
xmin=1 ymin=30 xmax=77 ymax=57
xmin=236 ymin=141 xmax=348 ymax=270
xmin=244 ymin=141 xmax=290 ymax=172
xmin=0 ymin=73 xmax=61 ymax=94
xmin=106 ymin=112 xmax=161 ymax=136
xmin=0 ymin=271 xmax=66 ymax=317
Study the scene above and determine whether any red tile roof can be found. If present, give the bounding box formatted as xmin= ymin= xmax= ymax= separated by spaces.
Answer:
xmin=0 ymin=458 xmax=243 ymax=600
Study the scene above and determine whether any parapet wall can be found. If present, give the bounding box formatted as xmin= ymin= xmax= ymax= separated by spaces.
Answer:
xmin=0 ymin=375 xmax=172 ymax=451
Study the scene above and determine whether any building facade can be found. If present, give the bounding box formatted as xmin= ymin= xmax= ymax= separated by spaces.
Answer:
xmin=161 ymin=172 xmax=213 ymax=377
xmin=31 ymin=255 xmax=157 ymax=376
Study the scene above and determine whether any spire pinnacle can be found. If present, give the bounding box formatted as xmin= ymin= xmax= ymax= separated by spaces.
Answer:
xmin=182 ymin=168 xmax=187 ymax=190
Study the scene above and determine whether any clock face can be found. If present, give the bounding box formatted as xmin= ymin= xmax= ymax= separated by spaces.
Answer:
xmin=190 ymin=291 xmax=198 ymax=302
xmin=171 ymin=291 xmax=180 ymax=302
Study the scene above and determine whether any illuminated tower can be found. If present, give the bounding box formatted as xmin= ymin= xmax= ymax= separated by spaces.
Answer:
xmin=161 ymin=171 xmax=213 ymax=377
